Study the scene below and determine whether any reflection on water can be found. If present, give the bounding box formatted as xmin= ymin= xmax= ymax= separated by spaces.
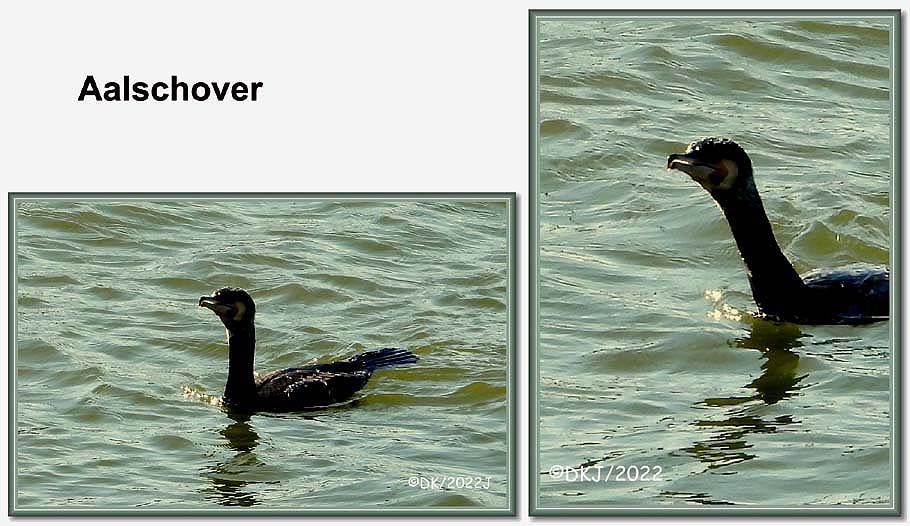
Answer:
xmin=685 ymin=317 xmax=808 ymax=474
xmin=200 ymin=414 xmax=266 ymax=507
xmin=220 ymin=413 xmax=261 ymax=452
xmin=659 ymin=491 xmax=737 ymax=506
xmin=745 ymin=348 xmax=805 ymax=405
xmin=705 ymin=317 xmax=809 ymax=406
xmin=684 ymin=414 xmax=799 ymax=472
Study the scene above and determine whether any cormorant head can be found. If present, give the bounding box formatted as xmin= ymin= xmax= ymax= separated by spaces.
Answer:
xmin=198 ymin=287 xmax=256 ymax=333
xmin=667 ymin=137 xmax=753 ymax=195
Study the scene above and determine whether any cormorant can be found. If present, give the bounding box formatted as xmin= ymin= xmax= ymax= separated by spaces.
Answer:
xmin=198 ymin=287 xmax=418 ymax=412
xmin=667 ymin=137 xmax=889 ymax=325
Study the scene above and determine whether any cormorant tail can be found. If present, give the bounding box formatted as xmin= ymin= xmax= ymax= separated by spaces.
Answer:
xmin=347 ymin=347 xmax=418 ymax=371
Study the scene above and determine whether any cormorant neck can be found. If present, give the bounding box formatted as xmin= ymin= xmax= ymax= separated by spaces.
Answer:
xmin=224 ymin=324 xmax=257 ymax=408
xmin=712 ymin=177 xmax=806 ymax=316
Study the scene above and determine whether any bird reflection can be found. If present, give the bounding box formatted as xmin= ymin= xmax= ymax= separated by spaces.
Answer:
xmin=704 ymin=317 xmax=808 ymax=406
xmin=199 ymin=412 xmax=264 ymax=507
xmin=682 ymin=414 xmax=798 ymax=470
xmin=684 ymin=317 xmax=809 ymax=471
xmin=220 ymin=412 xmax=260 ymax=451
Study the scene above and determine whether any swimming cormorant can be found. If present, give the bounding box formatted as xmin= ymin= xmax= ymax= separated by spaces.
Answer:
xmin=198 ymin=287 xmax=418 ymax=412
xmin=667 ymin=137 xmax=889 ymax=325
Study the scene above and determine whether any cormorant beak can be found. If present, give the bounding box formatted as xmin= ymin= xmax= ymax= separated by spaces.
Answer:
xmin=667 ymin=152 xmax=716 ymax=181
xmin=198 ymin=295 xmax=235 ymax=318
xmin=666 ymin=152 xmax=685 ymax=170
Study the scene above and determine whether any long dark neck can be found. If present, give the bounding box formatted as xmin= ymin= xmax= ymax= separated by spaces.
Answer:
xmin=224 ymin=324 xmax=257 ymax=407
xmin=713 ymin=178 xmax=806 ymax=316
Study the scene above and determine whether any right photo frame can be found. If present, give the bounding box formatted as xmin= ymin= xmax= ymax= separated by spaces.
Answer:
xmin=530 ymin=9 xmax=900 ymax=516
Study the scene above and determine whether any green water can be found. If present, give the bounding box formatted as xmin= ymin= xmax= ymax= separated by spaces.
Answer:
xmin=535 ymin=15 xmax=894 ymax=510
xmin=13 ymin=197 xmax=512 ymax=512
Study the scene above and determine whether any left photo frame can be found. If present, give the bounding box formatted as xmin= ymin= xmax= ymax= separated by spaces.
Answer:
xmin=9 ymin=193 xmax=516 ymax=516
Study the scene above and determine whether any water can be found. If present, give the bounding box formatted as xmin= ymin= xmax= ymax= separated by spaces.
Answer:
xmin=534 ymin=15 xmax=894 ymax=510
xmin=13 ymin=197 xmax=513 ymax=512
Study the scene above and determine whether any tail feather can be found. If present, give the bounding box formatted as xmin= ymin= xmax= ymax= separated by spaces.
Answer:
xmin=348 ymin=347 xmax=418 ymax=371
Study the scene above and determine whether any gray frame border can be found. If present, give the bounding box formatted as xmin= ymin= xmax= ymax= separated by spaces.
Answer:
xmin=529 ymin=9 xmax=902 ymax=517
xmin=8 ymin=192 xmax=518 ymax=517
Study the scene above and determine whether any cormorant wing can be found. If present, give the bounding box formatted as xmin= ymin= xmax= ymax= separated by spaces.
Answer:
xmin=801 ymin=265 xmax=889 ymax=322
xmin=255 ymin=366 xmax=373 ymax=409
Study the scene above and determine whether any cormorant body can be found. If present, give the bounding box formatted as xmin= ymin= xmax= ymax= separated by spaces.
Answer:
xmin=198 ymin=287 xmax=418 ymax=412
xmin=667 ymin=137 xmax=889 ymax=325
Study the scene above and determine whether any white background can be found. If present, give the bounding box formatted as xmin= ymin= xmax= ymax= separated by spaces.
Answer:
xmin=1 ymin=1 xmax=903 ymax=525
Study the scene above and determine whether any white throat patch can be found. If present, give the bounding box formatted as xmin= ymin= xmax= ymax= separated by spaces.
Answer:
xmin=713 ymin=159 xmax=739 ymax=191
xmin=232 ymin=301 xmax=246 ymax=321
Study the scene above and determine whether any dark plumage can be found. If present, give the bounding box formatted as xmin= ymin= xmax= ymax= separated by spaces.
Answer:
xmin=667 ymin=137 xmax=889 ymax=325
xmin=198 ymin=287 xmax=418 ymax=412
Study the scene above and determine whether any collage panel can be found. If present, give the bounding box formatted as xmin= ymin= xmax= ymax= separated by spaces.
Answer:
xmin=531 ymin=10 xmax=898 ymax=515
xmin=11 ymin=193 xmax=515 ymax=515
